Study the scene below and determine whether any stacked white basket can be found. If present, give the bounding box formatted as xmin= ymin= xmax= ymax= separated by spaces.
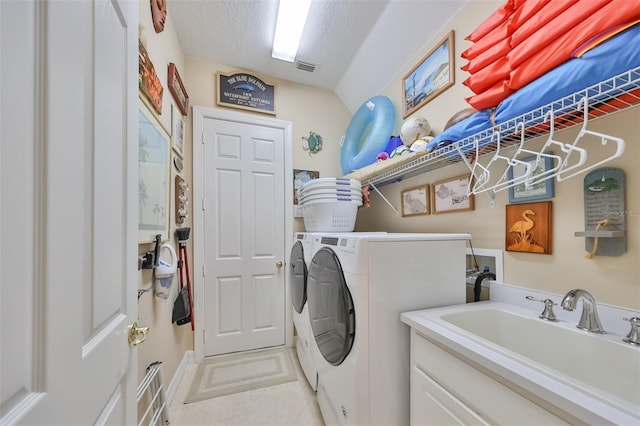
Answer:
xmin=298 ymin=178 xmax=362 ymax=232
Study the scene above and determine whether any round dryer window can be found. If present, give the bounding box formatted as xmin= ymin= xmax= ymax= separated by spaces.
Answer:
xmin=307 ymin=247 xmax=355 ymax=366
xmin=290 ymin=240 xmax=308 ymax=314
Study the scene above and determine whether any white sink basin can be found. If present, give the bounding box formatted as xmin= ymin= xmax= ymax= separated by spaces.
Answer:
xmin=401 ymin=301 xmax=640 ymax=424
xmin=441 ymin=308 xmax=640 ymax=407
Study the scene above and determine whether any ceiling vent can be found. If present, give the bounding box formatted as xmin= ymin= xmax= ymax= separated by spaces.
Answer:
xmin=295 ymin=60 xmax=317 ymax=72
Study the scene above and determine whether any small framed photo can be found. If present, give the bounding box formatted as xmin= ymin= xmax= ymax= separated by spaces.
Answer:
xmin=293 ymin=169 xmax=319 ymax=205
xmin=508 ymin=154 xmax=555 ymax=203
xmin=171 ymin=104 xmax=185 ymax=158
xmin=401 ymin=185 xmax=429 ymax=217
xmin=402 ymin=30 xmax=455 ymax=118
xmin=431 ymin=174 xmax=474 ymax=214
xmin=168 ymin=63 xmax=189 ymax=116
xmin=505 ymin=201 xmax=552 ymax=254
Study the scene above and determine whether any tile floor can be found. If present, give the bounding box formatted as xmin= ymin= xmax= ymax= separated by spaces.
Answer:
xmin=168 ymin=348 xmax=324 ymax=425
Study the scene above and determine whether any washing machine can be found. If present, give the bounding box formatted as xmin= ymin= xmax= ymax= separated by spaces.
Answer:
xmin=289 ymin=232 xmax=318 ymax=390
xmin=307 ymin=233 xmax=471 ymax=425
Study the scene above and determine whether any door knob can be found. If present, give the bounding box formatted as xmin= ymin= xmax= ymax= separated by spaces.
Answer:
xmin=128 ymin=322 xmax=149 ymax=347
xmin=276 ymin=261 xmax=283 ymax=268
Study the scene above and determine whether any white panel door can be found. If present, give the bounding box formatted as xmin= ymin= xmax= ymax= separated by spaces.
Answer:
xmin=200 ymin=114 xmax=287 ymax=356
xmin=0 ymin=0 xmax=138 ymax=424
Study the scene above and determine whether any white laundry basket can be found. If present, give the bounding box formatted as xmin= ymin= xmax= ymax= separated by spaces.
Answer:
xmin=302 ymin=199 xmax=360 ymax=232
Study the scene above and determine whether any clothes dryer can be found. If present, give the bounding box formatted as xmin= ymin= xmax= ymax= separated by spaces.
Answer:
xmin=289 ymin=232 xmax=318 ymax=390
xmin=307 ymin=233 xmax=470 ymax=425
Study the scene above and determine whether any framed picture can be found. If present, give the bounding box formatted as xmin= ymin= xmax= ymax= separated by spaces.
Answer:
xmin=401 ymin=185 xmax=429 ymax=217
xmin=431 ymin=174 xmax=474 ymax=214
xmin=168 ymin=63 xmax=189 ymax=116
xmin=508 ymin=154 xmax=555 ymax=203
xmin=506 ymin=201 xmax=552 ymax=254
xmin=138 ymin=99 xmax=170 ymax=243
xmin=216 ymin=71 xmax=276 ymax=115
xmin=293 ymin=169 xmax=319 ymax=204
xmin=138 ymin=40 xmax=163 ymax=115
xmin=171 ymin=104 xmax=185 ymax=158
xmin=403 ymin=30 xmax=455 ymax=118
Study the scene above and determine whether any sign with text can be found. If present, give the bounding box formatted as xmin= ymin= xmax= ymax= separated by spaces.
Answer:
xmin=216 ymin=72 xmax=276 ymax=115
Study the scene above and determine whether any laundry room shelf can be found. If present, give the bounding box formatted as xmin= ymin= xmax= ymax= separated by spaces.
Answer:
xmin=362 ymin=65 xmax=640 ymax=188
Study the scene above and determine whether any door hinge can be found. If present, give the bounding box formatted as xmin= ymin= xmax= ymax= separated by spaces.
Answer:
xmin=202 ymin=198 xmax=205 ymax=211
xmin=202 ymin=264 xmax=206 ymax=277
xmin=203 ymin=330 xmax=206 ymax=343
xmin=201 ymin=132 xmax=205 ymax=144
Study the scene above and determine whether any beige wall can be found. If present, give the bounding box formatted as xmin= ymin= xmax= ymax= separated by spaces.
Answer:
xmin=183 ymin=58 xmax=353 ymax=234
xmin=354 ymin=1 xmax=640 ymax=310
xmin=137 ymin=1 xmax=193 ymax=385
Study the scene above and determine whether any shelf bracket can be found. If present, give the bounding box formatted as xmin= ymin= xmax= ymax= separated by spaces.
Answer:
xmin=368 ymin=183 xmax=399 ymax=215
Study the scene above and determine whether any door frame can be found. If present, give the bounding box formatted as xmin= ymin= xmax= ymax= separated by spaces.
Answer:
xmin=192 ymin=106 xmax=294 ymax=362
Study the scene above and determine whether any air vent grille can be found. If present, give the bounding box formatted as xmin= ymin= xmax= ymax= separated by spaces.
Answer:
xmin=295 ymin=60 xmax=317 ymax=72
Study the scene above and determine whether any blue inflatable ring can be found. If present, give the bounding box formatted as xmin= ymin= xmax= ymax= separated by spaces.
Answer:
xmin=341 ymin=96 xmax=395 ymax=174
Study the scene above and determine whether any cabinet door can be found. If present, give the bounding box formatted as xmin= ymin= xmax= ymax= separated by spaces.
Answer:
xmin=412 ymin=365 xmax=487 ymax=426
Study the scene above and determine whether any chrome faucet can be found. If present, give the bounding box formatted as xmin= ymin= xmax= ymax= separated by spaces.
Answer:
xmin=561 ymin=289 xmax=605 ymax=333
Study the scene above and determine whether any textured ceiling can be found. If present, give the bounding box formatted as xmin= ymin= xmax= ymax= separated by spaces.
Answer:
xmin=168 ymin=0 xmax=467 ymax=112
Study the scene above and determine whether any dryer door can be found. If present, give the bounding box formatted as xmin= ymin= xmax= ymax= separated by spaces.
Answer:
xmin=290 ymin=240 xmax=307 ymax=314
xmin=307 ymin=247 xmax=355 ymax=366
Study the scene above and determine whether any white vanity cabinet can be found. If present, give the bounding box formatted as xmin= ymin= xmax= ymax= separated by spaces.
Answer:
xmin=409 ymin=329 xmax=569 ymax=425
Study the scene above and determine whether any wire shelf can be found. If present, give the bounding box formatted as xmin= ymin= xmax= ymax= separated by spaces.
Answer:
xmin=365 ymin=66 xmax=640 ymax=187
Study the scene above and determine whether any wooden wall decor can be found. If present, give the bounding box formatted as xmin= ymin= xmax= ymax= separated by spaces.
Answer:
xmin=505 ymin=201 xmax=552 ymax=254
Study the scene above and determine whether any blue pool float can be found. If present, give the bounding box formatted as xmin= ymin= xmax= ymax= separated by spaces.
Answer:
xmin=341 ymin=96 xmax=395 ymax=174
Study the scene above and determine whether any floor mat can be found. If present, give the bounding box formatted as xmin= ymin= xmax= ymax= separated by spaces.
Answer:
xmin=184 ymin=347 xmax=298 ymax=403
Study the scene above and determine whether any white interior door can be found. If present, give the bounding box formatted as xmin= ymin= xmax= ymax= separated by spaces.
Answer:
xmin=194 ymin=108 xmax=292 ymax=357
xmin=0 ymin=0 xmax=138 ymax=424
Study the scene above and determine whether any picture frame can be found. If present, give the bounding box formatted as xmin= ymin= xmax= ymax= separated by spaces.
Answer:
xmin=505 ymin=201 xmax=552 ymax=254
xmin=138 ymin=99 xmax=170 ymax=244
xmin=138 ymin=40 xmax=163 ymax=115
xmin=168 ymin=63 xmax=189 ymax=116
xmin=431 ymin=174 xmax=474 ymax=214
xmin=508 ymin=154 xmax=556 ymax=203
xmin=293 ymin=169 xmax=319 ymax=205
xmin=402 ymin=30 xmax=455 ymax=118
xmin=171 ymin=103 xmax=185 ymax=158
xmin=216 ymin=71 xmax=276 ymax=115
xmin=401 ymin=185 xmax=429 ymax=217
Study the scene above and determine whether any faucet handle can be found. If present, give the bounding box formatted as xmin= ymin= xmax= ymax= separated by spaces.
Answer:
xmin=622 ymin=317 xmax=640 ymax=345
xmin=526 ymin=296 xmax=558 ymax=322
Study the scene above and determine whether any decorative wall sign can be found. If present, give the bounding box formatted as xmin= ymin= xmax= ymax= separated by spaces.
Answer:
xmin=401 ymin=185 xmax=429 ymax=217
xmin=168 ymin=63 xmax=189 ymax=116
xmin=505 ymin=201 xmax=552 ymax=254
xmin=217 ymin=71 xmax=276 ymax=115
xmin=138 ymin=40 xmax=163 ymax=115
xmin=402 ymin=30 xmax=455 ymax=118
xmin=576 ymin=167 xmax=626 ymax=257
xmin=431 ymin=174 xmax=474 ymax=214
xmin=293 ymin=169 xmax=319 ymax=205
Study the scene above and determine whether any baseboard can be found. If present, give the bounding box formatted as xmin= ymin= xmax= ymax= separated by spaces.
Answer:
xmin=165 ymin=350 xmax=194 ymax=405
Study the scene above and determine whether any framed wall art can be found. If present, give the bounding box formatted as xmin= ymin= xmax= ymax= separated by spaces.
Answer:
xmin=168 ymin=62 xmax=189 ymax=116
xmin=293 ymin=169 xmax=319 ymax=205
xmin=401 ymin=185 xmax=429 ymax=217
xmin=138 ymin=40 xmax=163 ymax=115
xmin=138 ymin=99 xmax=170 ymax=243
xmin=431 ymin=174 xmax=474 ymax=214
xmin=508 ymin=154 xmax=556 ymax=203
xmin=217 ymin=71 xmax=276 ymax=115
xmin=402 ymin=30 xmax=455 ymax=118
xmin=505 ymin=201 xmax=552 ymax=254
xmin=171 ymin=103 xmax=185 ymax=158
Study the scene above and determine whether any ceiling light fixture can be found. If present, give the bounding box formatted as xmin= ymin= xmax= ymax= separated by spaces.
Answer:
xmin=271 ymin=0 xmax=311 ymax=62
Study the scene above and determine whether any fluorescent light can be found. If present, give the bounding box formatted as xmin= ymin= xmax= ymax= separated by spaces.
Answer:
xmin=272 ymin=0 xmax=311 ymax=62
